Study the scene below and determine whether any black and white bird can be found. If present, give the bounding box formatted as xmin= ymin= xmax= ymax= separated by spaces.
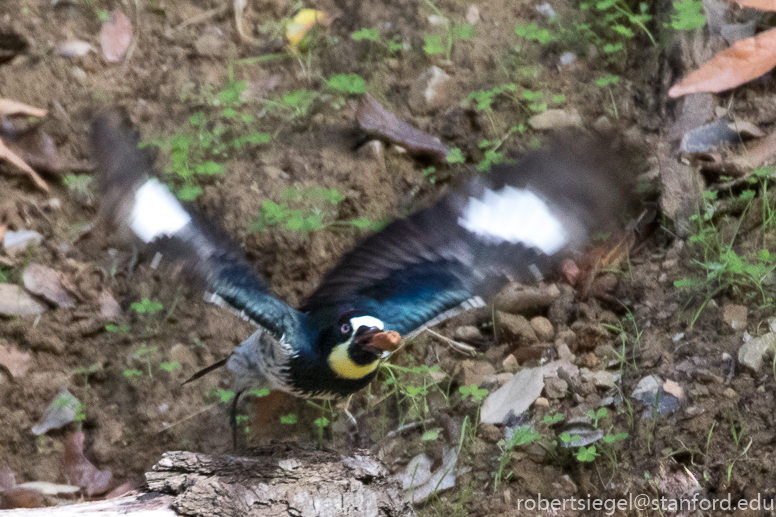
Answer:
xmin=91 ymin=108 xmax=637 ymax=440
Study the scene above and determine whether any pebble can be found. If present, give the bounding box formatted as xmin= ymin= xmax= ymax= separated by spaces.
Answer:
xmin=461 ymin=360 xmax=496 ymax=387
xmin=408 ymin=66 xmax=458 ymax=115
xmin=723 ymin=304 xmax=747 ymax=330
xmin=478 ymin=423 xmax=501 ymax=442
xmin=544 ymin=377 xmax=568 ymax=398
xmin=556 ymin=343 xmax=575 ymax=362
xmin=495 ymin=283 xmax=559 ymax=314
xmin=530 ymin=316 xmax=555 ymax=342
xmin=528 ymin=109 xmax=582 ymax=130
xmin=454 ymin=325 xmax=483 ymax=342
xmin=498 ymin=312 xmax=538 ymax=343
xmin=533 ymin=397 xmax=549 ymax=408
xmin=738 ymin=332 xmax=776 ymax=371
xmin=0 ymin=284 xmax=47 ymax=316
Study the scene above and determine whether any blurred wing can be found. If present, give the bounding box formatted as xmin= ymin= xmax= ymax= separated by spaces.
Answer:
xmin=90 ymin=108 xmax=303 ymax=340
xmin=301 ymin=132 xmax=639 ymax=337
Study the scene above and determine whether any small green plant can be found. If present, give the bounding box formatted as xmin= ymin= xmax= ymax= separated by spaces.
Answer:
xmin=515 ymin=23 xmax=556 ymax=45
xmin=493 ymin=425 xmax=540 ymax=491
xmin=159 ymin=361 xmax=181 ymax=372
xmin=73 ymin=363 xmax=100 ymax=388
xmin=575 ymin=445 xmax=599 ymax=462
xmin=249 ymin=186 xmax=378 ymax=234
xmin=351 ymin=27 xmax=404 ymax=53
xmin=131 ymin=345 xmax=159 ymax=378
xmin=586 ymin=407 xmax=608 ymax=427
xmin=313 ymin=416 xmax=330 ymax=445
xmin=669 ymin=0 xmax=706 ymax=30
xmin=327 ymin=74 xmax=367 ymax=94
xmin=105 ymin=323 xmax=130 ymax=334
xmin=280 ymin=413 xmax=298 ymax=425
xmin=131 ymin=298 xmax=163 ymax=315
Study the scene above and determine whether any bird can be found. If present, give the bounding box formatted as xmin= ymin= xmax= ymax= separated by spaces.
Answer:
xmin=90 ymin=108 xmax=638 ymax=445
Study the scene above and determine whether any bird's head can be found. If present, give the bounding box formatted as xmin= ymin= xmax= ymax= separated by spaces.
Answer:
xmin=325 ymin=311 xmax=401 ymax=381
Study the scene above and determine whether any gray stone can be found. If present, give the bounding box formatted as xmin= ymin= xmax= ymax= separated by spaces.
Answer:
xmin=544 ymin=377 xmax=568 ymax=398
xmin=408 ymin=66 xmax=458 ymax=115
xmin=738 ymin=332 xmax=776 ymax=371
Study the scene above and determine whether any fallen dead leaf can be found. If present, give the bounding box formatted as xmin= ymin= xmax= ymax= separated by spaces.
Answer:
xmin=0 ymin=138 xmax=49 ymax=192
xmin=356 ymin=94 xmax=449 ymax=162
xmin=0 ymin=99 xmax=46 ymax=118
xmin=669 ymin=27 xmax=776 ymax=97
xmin=23 ymin=264 xmax=76 ymax=308
xmin=0 ymin=283 xmax=47 ymax=316
xmin=663 ymin=379 xmax=685 ymax=399
xmin=100 ymin=10 xmax=133 ymax=62
xmin=0 ymin=341 xmax=32 ymax=378
xmin=63 ymin=431 xmax=112 ymax=496
xmin=732 ymin=0 xmax=776 ymax=10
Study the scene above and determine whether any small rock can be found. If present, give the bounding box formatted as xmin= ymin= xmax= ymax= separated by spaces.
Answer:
xmin=461 ymin=360 xmax=496 ymax=387
xmin=662 ymin=379 xmax=684 ymax=399
xmin=512 ymin=343 xmax=552 ymax=364
xmin=558 ymin=52 xmax=577 ymax=67
xmin=544 ymin=376 xmax=568 ymax=398
xmin=533 ymin=397 xmax=549 ymax=408
xmin=194 ymin=27 xmax=227 ymax=57
xmin=592 ymin=116 xmax=613 ymax=132
xmin=579 ymin=352 xmax=598 ymax=368
xmin=454 ymin=325 xmax=483 ymax=342
xmin=528 ymin=109 xmax=582 ymax=130
xmin=591 ymin=370 xmax=617 ymax=388
xmin=98 ymin=291 xmax=122 ymax=320
xmin=498 ymin=312 xmax=537 ymax=343
xmin=738 ymin=332 xmax=776 ymax=371
xmin=495 ymin=283 xmax=559 ymax=314
xmin=0 ymin=284 xmax=47 ymax=316
xmin=723 ymin=304 xmax=747 ymax=330
xmin=556 ymin=343 xmax=575 ymax=362
xmin=631 ymin=375 xmax=662 ymax=402
xmin=571 ymin=323 xmax=610 ymax=351
xmin=723 ymin=388 xmax=738 ymax=399
xmin=3 ymin=229 xmax=43 ymax=257
xmin=479 ymin=423 xmax=501 ymax=442
xmin=408 ymin=66 xmax=458 ymax=115
xmin=594 ymin=343 xmax=615 ymax=359
xmin=502 ymin=354 xmax=517 ymax=368
xmin=530 ymin=316 xmax=554 ymax=341
xmin=465 ymin=5 xmax=480 ymax=24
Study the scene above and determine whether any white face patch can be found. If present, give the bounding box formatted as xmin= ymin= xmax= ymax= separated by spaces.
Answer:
xmin=458 ymin=186 xmax=568 ymax=255
xmin=349 ymin=315 xmax=384 ymax=332
xmin=130 ymin=179 xmax=192 ymax=243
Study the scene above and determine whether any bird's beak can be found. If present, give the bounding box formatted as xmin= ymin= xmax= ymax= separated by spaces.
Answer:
xmin=355 ymin=327 xmax=402 ymax=355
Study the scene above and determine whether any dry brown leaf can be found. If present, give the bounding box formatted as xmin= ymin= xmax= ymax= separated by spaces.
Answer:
xmin=0 ymin=138 xmax=49 ymax=192
xmin=100 ymin=10 xmax=133 ymax=62
xmin=63 ymin=431 xmax=112 ymax=496
xmin=732 ymin=0 xmax=776 ymax=10
xmin=669 ymin=27 xmax=776 ymax=97
xmin=0 ymin=99 xmax=46 ymax=117
xmin=0 ymin=341 xmax=32 ymax=378
xmin=23 ymin=264 xmax=76 ymax=308
xmin=355 ymin=94 xmax=449 ymax=162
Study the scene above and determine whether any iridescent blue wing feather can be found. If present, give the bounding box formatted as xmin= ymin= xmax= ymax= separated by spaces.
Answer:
xmin=301 ymin=133 xmax=638 ymax=337
xmin=90 ymin=108 xmax=304 ymax=341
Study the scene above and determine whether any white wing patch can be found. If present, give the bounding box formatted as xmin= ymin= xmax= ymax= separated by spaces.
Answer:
xmin=405 ymin=295 xmax=486 ymax=340
xmin=130 ymin=179 xmax=191 ymax=243
xmin=458 ymin=186 xmax=568 ymax=255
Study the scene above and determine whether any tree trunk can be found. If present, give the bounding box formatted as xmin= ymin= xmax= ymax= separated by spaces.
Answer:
xmin=5 ymin=444 xmax=413 ymax=517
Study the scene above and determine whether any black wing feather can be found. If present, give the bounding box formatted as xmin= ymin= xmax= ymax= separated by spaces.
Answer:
xmin=90 ymin=108 xmax=304 ymax=341
xmin=302 ymin=132 xmax=638 ymax=336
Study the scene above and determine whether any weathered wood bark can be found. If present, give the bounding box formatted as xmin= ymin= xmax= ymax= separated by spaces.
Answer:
xmin=4 ymin=444 xmax=413 ymax=517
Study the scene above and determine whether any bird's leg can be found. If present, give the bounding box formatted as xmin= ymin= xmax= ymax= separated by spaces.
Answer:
xmin=342 ymin=394 xmax=357 ymax=426
xmin=230 ymin=390 xmax=243 ymax=450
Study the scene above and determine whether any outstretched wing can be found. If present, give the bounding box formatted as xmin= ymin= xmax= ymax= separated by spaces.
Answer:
xmin=301 ymin=132 xmax=639 ymax=337
xmin=90 ymin=108 xmax=303 ymax=340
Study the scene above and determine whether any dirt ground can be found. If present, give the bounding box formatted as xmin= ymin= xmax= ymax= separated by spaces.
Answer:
xmin=1 ymin=0 xmax=776 ymax=515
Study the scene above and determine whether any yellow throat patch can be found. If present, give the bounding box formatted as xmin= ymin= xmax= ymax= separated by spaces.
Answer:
xmin=328 ymin=342 xmax=380 ymax=380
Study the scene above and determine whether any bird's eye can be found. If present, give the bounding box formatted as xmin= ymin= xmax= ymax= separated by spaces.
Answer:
xmin=340 ymin=323 xmax=352 ymax=334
